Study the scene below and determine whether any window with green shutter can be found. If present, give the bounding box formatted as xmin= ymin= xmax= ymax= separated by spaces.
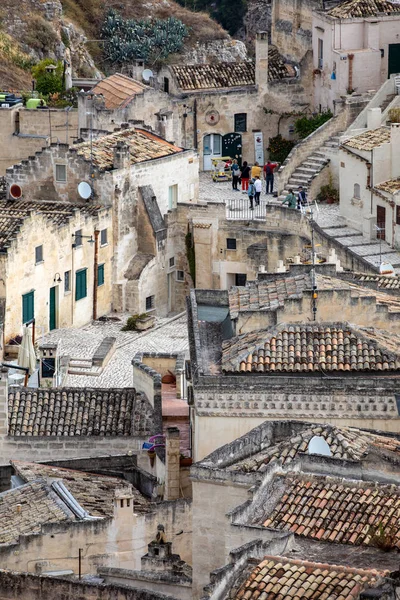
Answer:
xmin=98 ymin=264 xmax=104 ymax=286
xmin=75 ymin=268 xmax=87 ymax=301
xmin=22 ymin=291 xmax=34 ymax=323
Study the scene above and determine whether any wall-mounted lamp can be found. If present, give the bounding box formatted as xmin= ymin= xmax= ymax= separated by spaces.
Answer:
xmin=71 ymin=233 xmax=95 ymax=248
xmin=53 ymin=272 xmax=62 ymax=283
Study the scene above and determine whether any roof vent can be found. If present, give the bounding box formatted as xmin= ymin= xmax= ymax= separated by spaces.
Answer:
xmin=308 ymin=436 xmax=331 ymax=457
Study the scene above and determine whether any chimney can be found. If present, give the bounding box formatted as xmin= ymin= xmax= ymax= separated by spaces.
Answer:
xmin=113 ymin=142 xmax=131 ymax=170
xmin=164 ymin=427 xmax=181 ymax=501
xmin=391 ymin=123 xmax=400 ymax=179
xmin=0 ymin=368 xmax=8 ymax=436
xmin=255 ymin=32 xmax=269 ymax=92
xmin=366 ymin=107 xmax=381 ymax=130
xmin=113 ymin=487 xmax=135 ymax=523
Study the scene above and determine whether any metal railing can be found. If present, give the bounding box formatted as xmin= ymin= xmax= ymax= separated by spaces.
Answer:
xmin=226 ymin=194 xmax=278 ymax=221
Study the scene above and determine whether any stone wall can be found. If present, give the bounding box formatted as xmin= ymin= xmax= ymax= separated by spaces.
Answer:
xmin=132 ymin=356 xmax=163 ymax=435
xmin=271 ymin=0 xmax=318 ymax=63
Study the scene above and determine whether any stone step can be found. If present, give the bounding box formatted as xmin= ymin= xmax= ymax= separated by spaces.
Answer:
xmin=68 ymin=366 xmax=103 ymax=376
xmin=296 ymin=166 xmax=320 ymax=175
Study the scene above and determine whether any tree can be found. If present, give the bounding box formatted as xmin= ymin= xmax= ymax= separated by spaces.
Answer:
xmin=32 ymin=59 xmax=63 ymax=95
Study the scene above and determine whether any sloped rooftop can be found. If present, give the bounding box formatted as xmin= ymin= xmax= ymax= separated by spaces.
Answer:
xmin=328 ymin=0 xmax=400 ymax=18
xmin=344 ymin=127 xmax=391 ymax=151
xmin=8 ymin=388 xmax=154 ymax=436
xmin=222 ymin=323 xmax=400 ymax=373
xmin=12 ymin=461 xmax=149 ymax=517
xmin=171 ymin=46 xmax=295 ymax=91
xmin=0 ymin=481 xmax=73 ymax=545
xmin=90 ymin=73 xmax=148 ymax=110
xmin=261 ymin=473 xmax=400 ymax=549
xmin=235 ymin=555 xmax=386 ymax=600
xmin=375 ymin=178 xmax=400 ymax=195
xmin=74 ymin=128 xmax=183 ymax=170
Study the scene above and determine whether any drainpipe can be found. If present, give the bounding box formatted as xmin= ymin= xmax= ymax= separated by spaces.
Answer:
xmin=193 ymin=99 xmax=198 ymax=149
xmin=93 ymin=229 xmax=99 ymax=321
xmin=348 ymin=54 xmax=354 ymax=92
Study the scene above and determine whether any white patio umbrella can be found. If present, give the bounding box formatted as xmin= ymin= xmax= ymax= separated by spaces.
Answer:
xmin=17 ymin=325 xmax=36 ymax=376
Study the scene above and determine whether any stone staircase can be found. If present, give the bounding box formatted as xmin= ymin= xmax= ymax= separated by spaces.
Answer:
xmin=277 ymin=134 xmax=342 ymax=201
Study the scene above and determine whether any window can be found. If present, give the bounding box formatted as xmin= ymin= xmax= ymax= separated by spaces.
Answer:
xmin=226 ymin=238 xmax=237 ymax=250
xmin=35 ymin=245 xmax=43 ymax=264
xmin=235 ymin=273 xmax=247 ymax=286
xmin=55 ymin=164 xmax=66 ymax=182
xmin=100 ymin=228 xmax=108 ymax=246
xmin=176 ymin=270 xmax=185 ymax=282
xmin=22 ymin=291 xmax=34 ymax=324
xmin=74 ymin=229 xmax=82 ymax=248
xmin=169 ymin=257 xmax=175 ymax=268
xmin=234 ymin=113 xmax=247 ymax=133
xmin=75 ymin=268 xmax=87 ymax=301
xmin=353 ymin=183 xmax=360 ymax=199
xmin=168 ymin=184 xmax=178 ymax=210
xmin=146 ymin=295 xmax=155 ymax=311
xmin=163 ymin=77 xmax=169 ymax=93
xmin=396 ymin=206 xmax=400 ymax=226
xmin=98 ymin=264 xmax=105 ymax=286
xmin=64 ymin=270 xmax=71 ymax=293
xmin=318 ymin=39 xmax=324 ymax=68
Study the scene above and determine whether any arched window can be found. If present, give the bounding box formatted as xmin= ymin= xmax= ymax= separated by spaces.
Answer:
xmin=354 ymin=183 xmax=360 ymax=199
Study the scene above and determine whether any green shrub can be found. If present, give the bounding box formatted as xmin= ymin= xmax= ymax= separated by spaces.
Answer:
xmin=25 ymin=15 xmax=59 ymax=54
xmin=316 ymin=176 xmax=339 ymax=203
xmin=101 ymin=10 xmax=189 ymax=65
xmin=32 ymin=59 xmax=64 ymax=95
xmin=294 ymin=111 xmax=332 ymax=140
xmin=121 ymin=313 xmax=149 ymax=331
xmin=267 ymin=134 xmax=295 ymax=164
xmin=389 ymin=107 xmax=400 ymax=123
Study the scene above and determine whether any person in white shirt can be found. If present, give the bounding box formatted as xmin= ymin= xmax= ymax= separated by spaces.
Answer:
xmin=254 ymin=176 xmax=262 ymax=206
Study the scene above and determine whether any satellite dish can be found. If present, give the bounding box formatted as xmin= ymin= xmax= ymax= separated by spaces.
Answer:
xmin=78 ymin=181 xmax=92 ymax=200
xmin=308 ymin=436 xmax=331 ymax=457
xmin=142 ymin=69 xmax=153 ymax=82
xmin=9 ymin=184 xmax=22 ymax=199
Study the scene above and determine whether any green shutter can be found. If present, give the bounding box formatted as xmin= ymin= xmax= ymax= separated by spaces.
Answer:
xmin=22 ymin=291 xmax=34 ymax=323
xmin=75 ymin=269 xmax=87 ymax=301
xmin=97 ymin=264 xmax=104 ymax=287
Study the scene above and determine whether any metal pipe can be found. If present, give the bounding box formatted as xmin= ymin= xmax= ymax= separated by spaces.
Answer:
xmin=348 ymin=53 xmax=354 ymax=92
xmin=93 ymin=230 xmax=99 ymax=321
xmin=193 ymin=99 xmax=198 ymax=149
xmin=78 ymin=548 xmax=82 ymax=580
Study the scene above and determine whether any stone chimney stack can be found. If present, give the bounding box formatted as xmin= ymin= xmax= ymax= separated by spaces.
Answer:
xmin=164 ymin=427 xmax=180 ymax=501
xmin=113 ymin=142 xmax=131 ymax=170
xmin=255 ymin=32 xmax=269 ymax=93
xmin=367 ymin=107 xmax=381 ymax=131
xmin=391 ymin=123 xmax=400 ymax=179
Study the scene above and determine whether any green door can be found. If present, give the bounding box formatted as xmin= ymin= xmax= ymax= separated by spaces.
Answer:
xmin=388 ymin=44 xmax=400 ymax=77
xmin=222 ymin=133 xmax=242 ymax=166
xmin=22 ymin=291 xmax=34 ymax=324
xmin=49 ymin=286 xmax=56 ymax=331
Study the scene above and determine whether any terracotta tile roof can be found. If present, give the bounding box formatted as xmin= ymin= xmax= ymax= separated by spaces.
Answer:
xmin=12 ymin=461 xmax=149 ymax=517
xmin=74 ymin=128 xmax=183 ymax=171
xmin=354 ymin=273 xmax=400 ymax=289
xmin=90 ymin=73 xmax=148 ymax=110
xmin=262 ymin=473 xmax=400 ymax=548
xmin=344 ymin=127 xmax=391 ymax=151
xmin=171 ymin=47 xmax=294 ymax=91
xmin=0 ymin=199 xmax=101 ymax=251
xmin=222 ymin=323 xmax=400 ymax=373
xmin=375 ymin=178 xmax=400 ymax=194
xmin=229 ymin=424 xmax=400 ymax=472
xmin=8 ymin=388 xmax=154 ymax=436
xmin=0 ymin=481 xmax=72 ymax=545
xmin=235 ymin=555 xmax=386 ymax=600
xmin=328 ymin=0 xmax=400 ymax=18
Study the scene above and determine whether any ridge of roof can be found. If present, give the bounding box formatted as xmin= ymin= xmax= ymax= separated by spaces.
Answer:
xmin=328 ymin=0 xmax=400 ymax=18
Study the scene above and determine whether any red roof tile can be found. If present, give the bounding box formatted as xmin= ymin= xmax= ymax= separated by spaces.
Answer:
xmin=90 ymin=73 xmax=148 ymax=110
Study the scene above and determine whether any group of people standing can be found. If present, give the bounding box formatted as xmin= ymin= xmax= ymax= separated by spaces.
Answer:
xmin=231 ymin=159 xmax=279 ymax=210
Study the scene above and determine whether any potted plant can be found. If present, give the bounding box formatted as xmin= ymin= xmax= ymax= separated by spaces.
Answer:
xmin=316 ymin=176 xmax=339 ymax=204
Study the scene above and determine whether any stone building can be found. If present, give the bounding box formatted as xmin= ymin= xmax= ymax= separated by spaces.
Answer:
xmin=4 ymin=126 xmax=199 ymax=326
xmin=312 ymin=0 xmax=400 ymax=111
xmin=187 ymin=273 xmax=400 ymax=460
xmin=191 ymin=418 xmax=400 ymax=597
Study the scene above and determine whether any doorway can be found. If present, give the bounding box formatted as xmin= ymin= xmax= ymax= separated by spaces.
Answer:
xmin=203 ymin=133 xmax=222 ymax=170
xmin=377 ymin=206 xmax=386 ymax=240
xmin=222 ymin=133 xmax=242 ymax=166
xmin=388 ymin=44 xmax=400 ymax=77
xmin=49 ymin=286 xmax=57 ymax=330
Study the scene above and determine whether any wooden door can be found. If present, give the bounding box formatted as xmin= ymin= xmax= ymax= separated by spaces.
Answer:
xmin=388 ymin=44 xmax=400 ymax=77
xmin=49 ymin=286 xmax=56 ymax=331
xmin=377 ymin=205 xmax=386 ymax=240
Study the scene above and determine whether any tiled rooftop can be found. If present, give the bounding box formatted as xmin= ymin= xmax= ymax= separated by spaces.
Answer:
xmin=74 ymin=128 xmax=183 ymax=170
xmin=12 ymin=461 xmax=149 ymax=517
xmin=344 ymin=127 xmax=391 ymax=151
xmin=235 ymin=555 xmax=386 ymax=600
xmin=222 ymin=323 xmax=400 ymax=373
xmin=0 ymin=481 xmax=72 ymax=545
xmin=375 ymin=178 xmax=400 ymax=195
xmin=229 ymin=424 xmax=400 ymax=472
xmin=8 ymin=388 xmax=154 ymax=436
xmin=261 ymin=473 xmax=400 ymax=548
xmin=328 ymin=0 xmax=400 ymax=18
xmin=354 ymin=273 xmax=400 ymax=289
xmin=171 ymin=47 xmax=294 ymax=91
xmin=90 ymin=73 xmax=148 ymax=110
xmin=0 ymin=199 xmax=101 ymax=251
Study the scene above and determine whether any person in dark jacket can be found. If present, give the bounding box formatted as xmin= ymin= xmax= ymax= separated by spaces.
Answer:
xmin=263 ymin=160 xmax=279 ymax=194
xmin=241 ymin=161 xmax=251 ymax=192
xmin=231 ymin=159 xmax=240 ymax=191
